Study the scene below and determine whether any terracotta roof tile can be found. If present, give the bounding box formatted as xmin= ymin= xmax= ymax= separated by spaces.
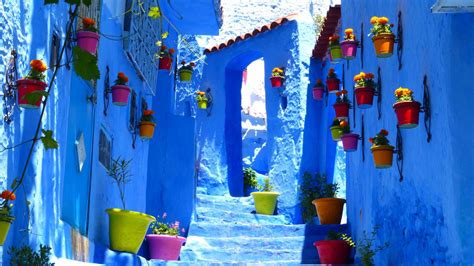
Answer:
xmin=312 ymin=5 xmax=341 ymax=59
xmin=204 ymin=14 xmax=298 ymax=54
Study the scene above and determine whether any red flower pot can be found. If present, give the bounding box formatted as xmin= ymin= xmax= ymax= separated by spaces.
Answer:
xmin=312 ymin=86 xmax=324 ymax=100
xmin=341 ymin=133 xmax=359 ymax=152
xmin=341 ymin=40 xmax=358 ymax=59
xmin=393 ymin=101 xmax=421 ymax=128
xmin=111 ymin=85 xmax=131 ymax=106
xmin=76 ymin=31 xmax=100 ymax=54
xmin=354 ymin=86 xmax=375 ymax=109
xmin=314 ymin=240 xmax=351 ymax=264
xmin=17 ymin=79 xmax=48 ymax=109
xmin=326 ymin=78 xmax=340 ymax=93
xmin=270 ymin=76 xmax=284 ymax=88
xmin=333 ymin=102 xmax=350 ymax=119
xmin=146 ymin=234 xmax=186 ymax=260
xmin=159 ymin=57 xmax=172 ymax=70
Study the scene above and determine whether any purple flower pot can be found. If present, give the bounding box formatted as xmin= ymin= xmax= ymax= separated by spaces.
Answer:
xmin=76 ymin=31 xmax=100 ymax=54
xmin=312 ymin=87 xmax=324 ymax=100
xmin=341 ymin=133 xmax=359 ymax=152
xmin=146 ymin=234 xmax=186 ymax=260
xmin=111 ymin=85 xmax=131 ymax=106
xmin=341 ymin=40 xmax=358 ymax=59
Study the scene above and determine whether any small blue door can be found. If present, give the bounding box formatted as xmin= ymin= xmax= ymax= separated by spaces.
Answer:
xmin=61 ymin=73 xmax=96 ymax=235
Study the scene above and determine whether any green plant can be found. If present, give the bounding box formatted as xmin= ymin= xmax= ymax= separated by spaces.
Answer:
xmin=354 ymin=72 xmax=376 ymax=88
xmin=114 ymin=72 xmax=129 ymax=86
xmin=179 ymin=61 xmax=195 ymax=71
xmin=258 ymin=177 xmax=274 ymax=192
xmin=394 ymin=87 xmax=414 ymax=102
xmin=331 ymin=118 xmax=342 ymax=127
xmin=8 ymin=244 xmax=54 ymax=266
xmin=327 ymin=68 xmax=337 ymax=79
xmin=313 ymin=14 xmax=326 ymax=38
xmin=141 ymin=110 xmax=155 ymax=122
xmin=195 ymin=91 xmax=208 ymax=102
xmin=327 ymin=230 xmax=356 ymax=247
xmin=243 ymin=167 xmax=258 ymax=189
xmin=357 ymin=228 xmax=389 ymax=266
xmin=369 ymin=16 xmax=394 ymax=37
xmin=344 ymin=28 xmax=356 ymax=41
xmin=150 ymin=212 xmax=185 ymax=236
xmin=298 ymin=172 xmax=327 ymax=223
xmin=368 ymin=129 xmax=390 ymax=147
xmin=157 ymin=45 xmax=175 ymax=59
xmin=0 ymin=190 xmax=16 ymax=223
xmin=107 ymin=157 xmax=133 ymax=209
xmin=329 ymin=34 xmax=340 ymax=46
xmin=339 ymin=120 xmax=351 ymax=134
xmin=81 ymin=17 xmax=98 ymax=32
xmin=271 ymin=67 xmax=284 ymax=78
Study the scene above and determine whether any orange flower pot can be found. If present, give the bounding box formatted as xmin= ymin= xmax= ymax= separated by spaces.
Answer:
xmin=312 ymin=198 xmax=346 ymax=225
xmin=370 ymin=145 xmax=394 ymax=169
xmin=139 ymin=121 xmax=156 ymax=139
xmin=372 ymin=33 xmax=395 ymax=58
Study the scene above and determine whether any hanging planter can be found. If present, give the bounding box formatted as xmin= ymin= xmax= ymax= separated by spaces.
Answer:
xmin=196 ymin=91 xmax=209 ymax=109
xmin=312 ymin=79 xmax=324 ymax=100
xmin=251 ymin=178 xmax=279 ymax=215
xmin=76 ymin=17 xmax=100 ymax=54
xmin=340 ymin=28 xmax=359 ymax=60
xmin=178 ymin=61 xmax=195 ymax=82
xmin=314 ymin=240 xmax=352 ymax=264
xmin=369 ymin=16 xmax=396 ymax=58
xmin=111 ymin=72 xmax=131 ymax=106
xmin=312 ymin=179 xmax=345 ymax=225
xmin=328 ymin=35 xmax=342 ymax=62
xmin=17 ymin=59 xmax=48 ymax=109
xmin=326 ymin=68 xmax=340 ymax=93
xmin=270 ymin=67 xmax=284 ymax=88
xmin=369 ymin=129 xmax=395 ymax=169
xmin=333 ymin=90 xmax=350 ymax=119
xmin=146 ymin=214 xmax=186 ymax=260
xmin=339 ymin=120 xmax=359 ymax=152
xmin=0 ymin=190 xmax=16 ymax=245
xmin=353 ymin=72 xmax=376 ymax=109
xmin=158 ymin=46 xmax=175 ymax=70
xmin=139 ymin=110 xmax=156 ymax=139
xmin=329 ymin=119 xmax=344 ymax=141
xmin=393 ymin=87 xmax=421 ymax=128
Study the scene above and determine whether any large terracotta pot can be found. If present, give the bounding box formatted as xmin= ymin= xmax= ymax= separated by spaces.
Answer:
xmin=341 ymin=40 xmax=358 ymax=59
xmin=393 ymin=101 xmax=421 ymax=129
xmin=139 ymin=121 xmax=156 ymax=139
xmin=333 ymin=102 xmax=350 ymax=119
xmin=312 ymin=198 xmax=346 ymax=224
xmin=17 ymin=79 xmax=48 ymax=109
xmin=370 ymin=145 xmax=395 ymax=169
xmin=76 ymin=31 xmax=100 ymax=54
xmin=251 ymin=192 xmax=279 ymax=215
xmin=372 ymin=33 xmax=395 ymax=58
xmin=354 ymin=86 xmax=375 ymax=109
xmin=146 ymin=234 xmax=186 ymax=260
xmin=314 ymin=240 xmax=351 ymax=264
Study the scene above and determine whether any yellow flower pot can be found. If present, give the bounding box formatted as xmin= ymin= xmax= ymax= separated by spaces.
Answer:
xmin=198 ymin=100 xmax=208 ymax=109
xmin=0 ymin=219 xmax=13 ymax=245
xmin=330 ymin=126 xmax=344 ymax=141
xmin=251 ymin=192 xmax=279 ymax=215
xmin=179 ymin=69 xmax=193 ymax=82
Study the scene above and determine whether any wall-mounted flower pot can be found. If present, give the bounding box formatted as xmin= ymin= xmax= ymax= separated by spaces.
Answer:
xmin=393 ymin=101 xmax=421 ymax=129
xmin=354 ymin=87 xmax=375 ymax=109
xmin=326 ymin=78 xmax=340 ymax=93
xmin=76 ymin=31 xmax=100 ymax=54
xmin=106 ymin=208 xmax=156 ymax=254
xmin=159 ymin=57 xmax=172 ymax=70
xmin=0 ymin=219 xmax=13 ymax=245
xmin=146 ymin=234 xmax=186 ymax=260
xmin=17 ymin=79 xmax=48 ymax=109
xmin=312 ymin=198 xmax=346 ymax=224
xmin=197 ymin=100 xmax=208 ymax=109
xmin=139 ymin=121 xmax=156 ymax=139
xmin=178 ymin=69 xmax=193 ymax=82
xmin=372 ymin=33 xmax=395 ymax=58
xmin=333 ymin=102 xmax=350 ymax=119
xmin=341 ymin=40 xmax=358 ymax=59
xmin=370 ymin=145 xmax=394 ymax=169
xmin=330 ymin=126 xmax=343 ymax=141
xmin=270 ymin=76 xmax=284 ymax=88
xmin=314 ymin=240 xmax=351 ymax=264
xmin=341 ymin=133 xmax=359 ymax=152
xmin=329 ymin=45 xmax=342 ymax=61
xmin=312 ymin=86 xmax=324 ymax=100
xmin=111 ymin=85 xmax=131 ymax=106
xmin=251 ymin=192 xmax=279 ymax=215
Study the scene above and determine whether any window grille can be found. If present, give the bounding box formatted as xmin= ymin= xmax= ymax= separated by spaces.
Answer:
xmin=98 ymin=128 xmax=112 ymax=170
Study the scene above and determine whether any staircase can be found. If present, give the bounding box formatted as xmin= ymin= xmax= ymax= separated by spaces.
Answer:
xmin=177 ymin=194 xmax=347 ymax=265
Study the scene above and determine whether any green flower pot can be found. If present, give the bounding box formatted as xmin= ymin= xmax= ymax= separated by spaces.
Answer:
xmin=198 ymin=100 xmax=208 ymax=109
xmin=251 ymin=192 xmax=280 ymax=215
xmin=179 ymin=69 xmax=193 ymax=82
xmin=330 ymin=45 xmax=342 ymax=61
xmin=330 ymin=126 xmax=344 ymax=141
xmin=0 ymin=219 xmax=13 ymax=245
xmin=106 ymin=208 xmax=156 ymax=254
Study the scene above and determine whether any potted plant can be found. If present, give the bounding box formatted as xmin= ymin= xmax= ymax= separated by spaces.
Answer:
xmin=17 ymin=59 xmax=48 ymax=109
xmin=146 ymin=213 xmax=186 ymax=260
xmin=196 ymin=91 xmax=208 ymax=109
xmin=333 ymin=89 xmax=350 ymax=119
xmin=393 ymin=87 xmax=421 ymax=128
xmin=354 ymin=72 xmax=376 ymax=109
xmin=158 ymin=45 xmax=175 ymax=71
xmin=369 ymin=129 xmax=394 ymax=169
xmin=356 ymin=228 xmax=389 ymax=266
xmin=314 ymin=231 xmax=355 ymax=264
xmin=76 ymin=17 xmax=99 ymax=54
xmin=326 ymin=68 xmax=340 ymax=93
xmin=178 ymin=61 xmax=195 ymax=82
xmin=311 ymin=182 xmax=345 ymax=224
xmin=369 ymin=16 xmax=395 ymax=58
xmin=8 ymin=244 xmax=53 ymax=265
xmin=340 ymin=28 xmax=359 ymax=59
xmin=270 ymin=67 xmax=284 ymax=88
xmin=105 ymin=157 xmax=156 ymax=254
xmin=340 ymin=120 xmax=359 ymax=152
xmin=0 ymin=190 xmax=16 ymax=245
xmin=243 ymin=167 xmax=258 ymax=196
xmin=312 ymin=79 xmax=324 ymax=100
xmin=139 ymin=110 xmax=156 ymax=139
xmin=251 ymin=177 xmax=279 ymax=215
xmin=329 ymin=118 xmax=344 ymax=141
xmin=299 ymin=172 xmax=329 ymax=223
xmin=328 ymin=34 xmax=342 ymax=62
xmin=111 ymin=72 xmax=131 ymax=106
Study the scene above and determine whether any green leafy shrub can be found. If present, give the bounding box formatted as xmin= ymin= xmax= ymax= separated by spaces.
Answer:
xmin=258 ymin=177 xmax=274 ymax=192
xmin=243 ymin=167 xmax=258 ymax=189
xmin=8 ymin=244 xmax=54 ymax=266
xmin=357 ymin=228 xmax=389 ymax=266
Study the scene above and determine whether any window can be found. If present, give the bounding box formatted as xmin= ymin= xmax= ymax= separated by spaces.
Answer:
xmin=98 ymin=128 xmax=112 ymax=170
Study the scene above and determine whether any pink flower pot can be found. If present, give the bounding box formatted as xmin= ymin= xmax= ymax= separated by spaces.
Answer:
xmin=333 ymin=102 xmax=350 ymax=119
xmin=17 ymin=79 xmax=48 ymax=109
xmin=326 ymin=78 xmax=340 ymax=93
xmin=159 ymin=57 xmax=172 ymax=70
xmin=111 ymin=85 xmax=131 ymax=106
xmin=312 ymin=86 xmax=324 ymax=100
xmin=146 ymin=234 xmax=186 ymax=260
xmin=270 ymin=76 xmax=284 ymax=88
xmin=341 ymin=133 xmax=359 ymax=152
xmin=76 ymin=31 xmax=100 ymax=54
xmin=341 ymin=40 xmax=358 ymax=59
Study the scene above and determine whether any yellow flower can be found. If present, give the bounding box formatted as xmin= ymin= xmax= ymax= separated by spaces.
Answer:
xmin=344 ymin=28 xmax=353 ymax=35
xmin=370 ymin=16 xmax=379 ymax=24
xmin=359 ymin=72 xmax=366 ymax=79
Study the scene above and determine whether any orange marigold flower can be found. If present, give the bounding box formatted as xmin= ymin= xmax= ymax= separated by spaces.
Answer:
xmin=169 ymin=48 xmax=175 ymax=54
xmin=316 ymin=79 xmax=322 ymax=83
xmin=380 ymin=129 xmax=389 ymax=136
xmin=341 ymin=89 xmax=348 ymax=95
xmin=353 ymin=74 xmax=360 ymax=82
xmin=365 ymin=73 xmax=374 ymax=79
xmin=30 ymin=59 xmax=47 ymax=72
xmin=161 ymin=45 xmax=167 ymax=51
xmin=143 ymin=110 xmax=154 ymax=116
xmin=117 ymin=72 xmax=129 ymax=83
xmin=181 ymin=60 xmax=186 ymax=65
xmin=344 ymin=28 xmax=353 ymax=35
xmin=378 ymin=17 xmax=389 ymax=24
xmin=0 ymin=190 xmax=15 ymax=200
xmin=189 ymin=62 xmax=195 ymax=67
xmin=82 ymin=17 xmax=95 ymax=26
xmin=369 ymin=137 xmax=374 ymax=143
xmin=340 ymin=120 xmax=348 ymax=127
xmin=370 ymin=16 xmax=378 ymax=24
xmin=329 ymin=68 xmax=335 ymax=73
xmin=336 ymin=91 xmax=342 ymax=97
xmin=395 ymin=87 xmax=404 ymax=97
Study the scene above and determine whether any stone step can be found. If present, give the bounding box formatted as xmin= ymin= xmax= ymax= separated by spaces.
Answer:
xmin=150 ymin=259 xmax=314 ymax=265
xmin=195 ymin=207 xmax=290 ymax=225
xmin=196 ymin=194 xmax=254 ymax=205
xmin=196 ymin=198 xmax=256 ymax=213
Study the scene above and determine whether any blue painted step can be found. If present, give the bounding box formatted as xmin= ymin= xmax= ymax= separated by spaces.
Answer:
xmin=195 ymin=206 xmax=290 ymax=225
